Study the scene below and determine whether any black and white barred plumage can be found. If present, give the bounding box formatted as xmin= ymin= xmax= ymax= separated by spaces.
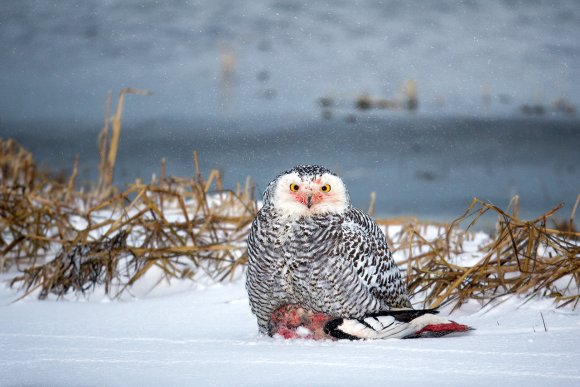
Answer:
xmin=246 ymin=165 xmax=411 ymax=335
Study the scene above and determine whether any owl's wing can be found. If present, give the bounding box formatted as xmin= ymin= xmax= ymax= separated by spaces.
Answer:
xmin=246 ymin=213 xmax=284 ymax=335
xmin=342 ymin=208 xmax=411 ymax=309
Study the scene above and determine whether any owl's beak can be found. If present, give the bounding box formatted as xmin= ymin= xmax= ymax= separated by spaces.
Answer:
xmin=306 ymin=194 xmax=313 ymax=208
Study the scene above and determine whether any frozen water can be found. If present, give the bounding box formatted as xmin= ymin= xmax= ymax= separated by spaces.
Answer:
xmin=1 ymin=1 xmax=579 ymax=121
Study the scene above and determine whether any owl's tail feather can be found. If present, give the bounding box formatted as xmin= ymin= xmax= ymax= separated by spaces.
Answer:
xmin=324 ymin=310 xmax=472 ymax=340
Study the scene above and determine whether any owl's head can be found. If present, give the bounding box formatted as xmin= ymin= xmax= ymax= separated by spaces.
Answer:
xmin=263 ymin=165 xmax=351 ymax=218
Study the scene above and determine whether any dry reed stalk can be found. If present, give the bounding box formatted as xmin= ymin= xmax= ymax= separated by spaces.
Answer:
xmin=97 ymin=88 xmax=151 ymax=198
xmin=96 ymin=91 xmax=112 ymax=195
xmin=367 ymin=191 xmax=376 ymax=217
xmin=65 ymin=155 xmax=79 ymax=204
xmin=570 ymin=194 xmax=580 ymax=232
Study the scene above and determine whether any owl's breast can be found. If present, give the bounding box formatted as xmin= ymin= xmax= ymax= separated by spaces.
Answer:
xmin=270 ymin=217 xmax=343 ymax=308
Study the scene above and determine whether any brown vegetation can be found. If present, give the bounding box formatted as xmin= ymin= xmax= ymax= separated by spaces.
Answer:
xmin=1 ymin=136 xmax=256 ymax=300
xmin=384 ymin=196 xmax=580 ymax=311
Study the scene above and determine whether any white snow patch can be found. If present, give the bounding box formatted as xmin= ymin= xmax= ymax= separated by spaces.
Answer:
xmin=1 ymin=275 xmax=579 ymax=386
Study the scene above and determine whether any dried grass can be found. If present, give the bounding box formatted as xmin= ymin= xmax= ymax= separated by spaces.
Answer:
xmin=2 ymin=146 xmax=257 ymax=299
xmin=385 ymin=196 xmax=580 ymax=310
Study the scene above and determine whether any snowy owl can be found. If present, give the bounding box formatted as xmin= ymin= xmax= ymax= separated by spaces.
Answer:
xmin=246 ymin=165 xmax=469 ymax=340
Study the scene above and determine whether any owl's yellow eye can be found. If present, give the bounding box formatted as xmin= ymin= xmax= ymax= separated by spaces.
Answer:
xmin=290 ymin=184 xmax=300 ymax=192
xmin=320 ymin=184 xmax=331 ymax=193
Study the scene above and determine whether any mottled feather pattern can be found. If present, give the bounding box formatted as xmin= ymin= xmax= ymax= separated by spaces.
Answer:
xmin=246 ymin=166 xmax=410 ymax=334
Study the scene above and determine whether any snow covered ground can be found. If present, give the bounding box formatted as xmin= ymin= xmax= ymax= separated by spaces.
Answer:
xmin=1 ymin=274 xmax=579 ymax=386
